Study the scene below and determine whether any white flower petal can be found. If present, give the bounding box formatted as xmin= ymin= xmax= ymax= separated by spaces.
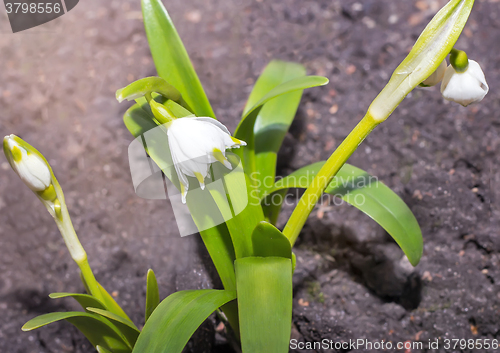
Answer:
xmin=165 ymin=117 xmax=246 ymax=203
xmin=440 ymin=60 xmax=488 ymax=107
xmin=421 ymin=60 xmax=447 ymax=87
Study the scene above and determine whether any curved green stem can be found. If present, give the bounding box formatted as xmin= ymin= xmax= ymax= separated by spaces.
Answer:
xmin=282 ymin=113 xmax=379 ymax=245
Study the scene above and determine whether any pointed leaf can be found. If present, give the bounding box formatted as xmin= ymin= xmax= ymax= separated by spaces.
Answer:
xmin=49 ymin=292 xmax=106 ymax=312
xmin=266 ymin=162 xmax=423 ymax=265
xmin=141 ymin=0 xmax=215 ymax=118
xmin=22 ymin=312 xmax=131 ymax=353
xmin=234 ymin=75 xmax=328 ymax=180
xmin=252 ymin=221 xmax=292 ymax=259
xmin=244 ymin=60 xmax=307 ymax=197
xmin=132 ymin=289 xmax=236 ymax=353
xmin=116 ymin=76 xmax=181 ymax=103
xmin=236 ymin=257 xmax=292 ymax=353
xmin=87 ymin=307 xmax=140 ymax=346
xmin=145 ymin=269 xmax=160 ymax=323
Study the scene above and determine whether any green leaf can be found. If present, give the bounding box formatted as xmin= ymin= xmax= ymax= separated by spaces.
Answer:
xmin=141 ymin=0 xmax=215 ymax=118
xmin=22 ymin=312 xmax=131 ymax=353
xmin=132 ymin=290 xmax=236 ymax=353
xmin=145 ymin=269 xmax=160 ymax=323
xmin=49 ymin=292 xmax=106 ymax=312
xmin=234 ymin=75 xmax=328 ymax=182
xmin=244 ymin=60 xmax=306 ymax=198
xmin=235 ymin=257 xmax=292 ymax=353
xmin=262 ymin=188 xmax=288 ymax=226
xmin=116 ymin=76 xmax=181 ymax=103
xmin=123 ymin=102 xmax=158 ymax=138
xmin=267 ymin=162 xmax=423 ymax=266
xmin=208 ymin=156 xmax=265 ymax=259
xmin=252 ymin=221 xmax=292 ymax=259
xmin=87 ymin=307 xmax=140 ymax=346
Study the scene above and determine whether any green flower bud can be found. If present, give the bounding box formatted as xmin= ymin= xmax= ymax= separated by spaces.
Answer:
xmin=3 ymin=135 xmax=51 ymax=192
xmin=149 ymin=98 xmax=176 ymax=124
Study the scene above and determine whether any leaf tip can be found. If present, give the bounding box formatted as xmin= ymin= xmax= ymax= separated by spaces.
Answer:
xmin=116 ymin=88 xmax=125 ymax=103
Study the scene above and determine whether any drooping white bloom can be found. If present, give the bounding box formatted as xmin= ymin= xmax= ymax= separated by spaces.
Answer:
xmin=421 ymin=60 xmax=447 ymax=87
xmin=440 ymin=60 xmax=489 ymax=107
xmin=3 ymin=135 xmax=51 ymax=191
xmin=166 ymin=117 xmax=246 ymax=203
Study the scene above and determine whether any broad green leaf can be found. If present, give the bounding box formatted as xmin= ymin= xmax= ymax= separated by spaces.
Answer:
xmin=87 ymin=307 xmax=140 ymax=346
xmin=244 ymin=60 xmax=306 ymax=198
xmin=132 ymin=290 xmax=236 ymax=353
xmin=141 ymin=0 xmax=215 ymax=118
xmin=97 ymin=283 xmax=134 ymax=323
xmin=236 ymin=257 xmax=292 ymax=353
xmin=252 ymin=221 xmax=292 ymax=259
xmin=145 ymin=269 xmax=160 ymax=323
xmin=22 ymin=312 xmax=131 ymax=353
xmin=49 ymin=292 xmax=106 ymax=312
xmin=266 ymin=162 xmax=423 ymax=266
xmin=234 ymin=75 xmax=328 ymax=182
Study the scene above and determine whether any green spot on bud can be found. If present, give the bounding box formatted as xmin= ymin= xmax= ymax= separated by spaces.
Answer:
xmin=12 ymin=145 xmax=22 ymax=162
xmin=38 ymin=184 xmax=57 ymax=201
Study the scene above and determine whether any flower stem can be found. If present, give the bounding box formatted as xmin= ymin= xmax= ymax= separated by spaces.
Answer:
xmin=77 ymin=256 xmax=104 ymax=302
xmin=55 ymin=200 xmax=104 ymax=303
xmin=282 ymin=113 xmax=379 ymax=245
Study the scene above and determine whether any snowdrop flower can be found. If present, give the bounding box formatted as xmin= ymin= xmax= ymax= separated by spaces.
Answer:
xmin=421 ymin=60 xmax=447 ymax=87
xmin=440 ymin=59 xmax=489 ymax=107
xmin=3 ymin=134 xmax=51 ymax=192
xmin=167 ymin=117 xmax=246 ymax=203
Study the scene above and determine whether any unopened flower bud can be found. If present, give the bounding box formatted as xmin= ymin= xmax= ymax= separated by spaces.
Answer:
xmin=3 ymin=135 xmax=51 ymax=192
xmin=150 ymin=99 xmax=175 ymax=124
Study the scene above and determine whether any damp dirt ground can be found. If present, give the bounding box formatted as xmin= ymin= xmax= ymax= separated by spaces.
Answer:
xmin=0 ymin=0 xmax=499 ymax=352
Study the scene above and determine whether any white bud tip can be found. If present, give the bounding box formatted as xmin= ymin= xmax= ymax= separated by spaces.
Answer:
xmin=4 ymin=135 xmax=52 ymax=192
